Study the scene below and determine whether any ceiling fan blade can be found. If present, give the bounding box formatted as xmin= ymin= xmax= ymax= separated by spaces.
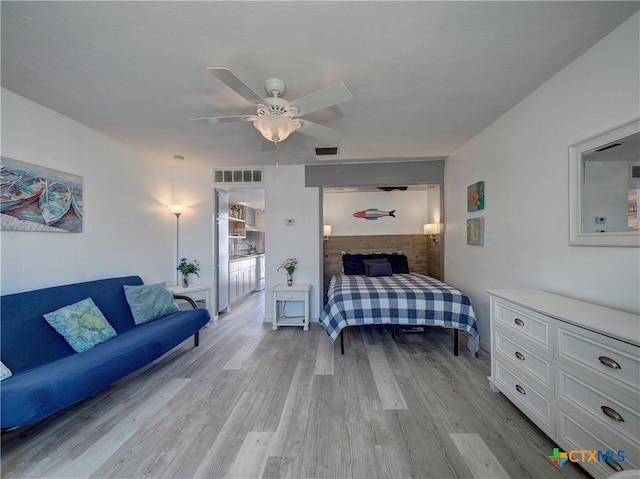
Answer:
xmin=207 ymin=67 xmax=264 ymax=106
xmin=189 ymin=115 xmax=257 ymax=124
xmin=288 ymin=83 xmax=353 ymax=116
xmin=296 ymin=120 xmax=346 ymax=144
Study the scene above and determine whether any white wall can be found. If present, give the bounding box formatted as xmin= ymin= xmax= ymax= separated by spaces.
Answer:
xmin=169 ymin=167 xmax=215 ymax=289
xmin=264 ymin=165 xmax=321 ymax=321
xmin=444 ymin=14 xmax=640 ymax=351
xmin=1 ymin=89 xmax=175 ymax=294
xmin=323 ymin=189 xmax=430 ymax=235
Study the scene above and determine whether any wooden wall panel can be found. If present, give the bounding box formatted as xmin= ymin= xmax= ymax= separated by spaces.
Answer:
xmin=322 ymin=234 xmax=441 ymax=299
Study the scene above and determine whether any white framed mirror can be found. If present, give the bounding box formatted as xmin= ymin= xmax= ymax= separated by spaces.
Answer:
xmin=569 ymin=118 xmax=640 ymax=247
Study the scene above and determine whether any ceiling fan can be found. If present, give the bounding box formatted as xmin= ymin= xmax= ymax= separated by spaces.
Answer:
xmin=191 ymin=68 xmax=353 ymax=146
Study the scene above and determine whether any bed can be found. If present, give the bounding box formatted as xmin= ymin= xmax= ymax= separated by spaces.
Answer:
xmin=319 ymin=253 xmax=480 ymax=357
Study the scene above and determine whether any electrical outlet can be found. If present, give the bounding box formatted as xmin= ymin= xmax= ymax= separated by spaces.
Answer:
xmin=595 ymin=217 xmax=606 ymax=224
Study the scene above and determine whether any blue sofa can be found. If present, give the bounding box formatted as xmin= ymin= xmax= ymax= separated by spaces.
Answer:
xmin=0 ymin=276 xmax=210 ymax=429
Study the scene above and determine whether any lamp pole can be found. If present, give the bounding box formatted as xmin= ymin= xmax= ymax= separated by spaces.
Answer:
xmin=174 ymin=211 xmax=181 ymax=285
xmin=168 ymin=204 xmax=184 ymax=286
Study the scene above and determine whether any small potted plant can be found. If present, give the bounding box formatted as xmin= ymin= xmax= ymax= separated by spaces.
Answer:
xmin=177 ymin=257 xmax=200 ymax=288
xmin=278 ymin=257 xmax=298 ymax=286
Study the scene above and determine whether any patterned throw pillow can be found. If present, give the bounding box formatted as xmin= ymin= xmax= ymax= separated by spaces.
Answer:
xmin=0 ymin=361 xmax=12 ymax=381
xmin=43 ymin=298 xmax=117 ymax=353
xmin=123 ymin=282 xmax=180 ymax=325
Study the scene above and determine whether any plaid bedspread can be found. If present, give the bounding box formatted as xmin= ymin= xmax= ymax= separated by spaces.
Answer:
xmin=319 ymin=273 xmax=480 ymax=356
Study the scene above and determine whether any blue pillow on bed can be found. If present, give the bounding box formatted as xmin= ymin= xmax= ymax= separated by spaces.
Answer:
xmin=367 ymin=262 xmax=393 ymax=277
xmin=363 ymin=258 xmax=389 ymax=275
xmin=386 ymin=254 xmax=410 ymax=274
xmin=343 ymin=253 xmax=410 ymax=275
xmin=343 ymin=254 xmax=367 ymax=275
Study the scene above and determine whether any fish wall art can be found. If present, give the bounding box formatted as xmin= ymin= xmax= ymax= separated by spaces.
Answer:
xmin=1 ymin=157 xmax=83 ymax=233
xmin=353 ymin=208 xmax=396 ymax=221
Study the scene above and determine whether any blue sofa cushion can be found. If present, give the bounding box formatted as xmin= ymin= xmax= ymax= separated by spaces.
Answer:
xmin=123 ymin=282 xmax=179 ymax=325
xmin=1 ymin=276 xmax=142 ymax=374
xmin=43 ymin=298 xmax=117 ymax=352
xmin=0 ymin=308 xmax=209 ymax=429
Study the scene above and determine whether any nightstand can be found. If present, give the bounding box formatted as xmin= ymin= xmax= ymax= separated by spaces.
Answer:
xmin=168 ymin=284 xmax=213 ymax=320
xmin=271 ymin=283 xmax=312 ymax=331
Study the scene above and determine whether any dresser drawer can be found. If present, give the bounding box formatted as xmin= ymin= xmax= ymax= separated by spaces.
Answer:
xmin=556 ymin=321 xmax=640 ymax=399
xmin=494 ymin=330 xmax=553 ymax=390
xmin=556 ymin=365 xmax=639 ymax=446
xmin=493 ymin=299 xmax=553 ymax=354
xmin=494 ymin=358 xmax=554 ymax=435
xmin=275 ymin=290 xmax=306 ymax=301
xmin=556 ymin=405 xmax=638 ymax=479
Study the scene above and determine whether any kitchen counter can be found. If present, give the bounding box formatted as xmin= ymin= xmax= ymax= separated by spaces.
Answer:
xmin=230 ymin=253 xmax=264 ymax=261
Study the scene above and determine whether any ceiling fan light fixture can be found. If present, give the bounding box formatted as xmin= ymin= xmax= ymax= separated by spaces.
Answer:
xmin=253 ymin=114 xmax=298 ymax=143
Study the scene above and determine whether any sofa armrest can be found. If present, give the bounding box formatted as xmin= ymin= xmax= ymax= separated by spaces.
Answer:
xmin=173 ymin=294 xmax=198 ymax=309
xmin=172 ymin=294 xmax=201 ymax=346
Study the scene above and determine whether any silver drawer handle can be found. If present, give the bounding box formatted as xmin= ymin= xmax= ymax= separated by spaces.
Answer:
xmin=515 ymin=384 xmax=526 ymax=395
xmin=598 ymin=356 xmax=621 ymax=369
xmin=515 ymin=351 xmax=525 ymax=361
xmin=514 ymin=318 xmax=525 ymax=326
xmin=601 ymin=406 xmax=624 ymax=422
xmin=605 ymin=459 xmax=624 ymax=472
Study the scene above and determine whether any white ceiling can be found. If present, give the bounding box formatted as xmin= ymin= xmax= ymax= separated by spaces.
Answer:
xmin=2 ymin=1 xmax=638 ymax=168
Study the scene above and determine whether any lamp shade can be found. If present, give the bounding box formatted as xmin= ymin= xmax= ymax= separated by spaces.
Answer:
xmin=168 ymin=204 xmax=184 ymax=215
xmin=253 ymin=114 xmax=298 ymax=143
xmin=323 ymin=224 xmax=332 ymax=236
xmin=424 ymin=223 xmax=441 ymax=235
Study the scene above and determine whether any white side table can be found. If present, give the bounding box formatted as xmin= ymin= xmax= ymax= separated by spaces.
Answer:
xmin=271 ymin=283 xmax=312 ymax=331
xmin=168 ymin=284 xmax=213 ymax=320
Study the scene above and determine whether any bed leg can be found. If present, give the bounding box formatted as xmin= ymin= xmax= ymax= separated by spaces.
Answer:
xmin=340 ymin=332 xmax=345 ymax=355
xmin=454 ymin=329 xmax=459 ymax=356
xmin=391 ymin=328 xmax=396 ymax=339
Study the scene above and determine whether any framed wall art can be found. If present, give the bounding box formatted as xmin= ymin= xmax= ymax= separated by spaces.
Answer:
xmin=1 ymin=156 xmax=83 ymax=233
xmin=467 ymin=181 xmax=485 ymax=212
xmin=467 ymin=217 xmax=484 ymax=245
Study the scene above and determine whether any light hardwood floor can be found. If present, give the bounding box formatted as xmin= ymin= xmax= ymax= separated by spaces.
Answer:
xmin=1 ymin=291 xmax=590 ymax=479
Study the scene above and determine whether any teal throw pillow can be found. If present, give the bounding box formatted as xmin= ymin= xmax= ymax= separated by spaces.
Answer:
xmin=123 ymin=282 xmax=180 ymax=325
xmin=43 ymin=298 xmax=117 ymax=353
xmin=0 ymin=361 xmax=12 ymax=381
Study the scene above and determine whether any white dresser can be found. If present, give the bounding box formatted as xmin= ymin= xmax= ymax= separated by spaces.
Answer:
xmin=488 ymin=289 xmax=640 ymax=478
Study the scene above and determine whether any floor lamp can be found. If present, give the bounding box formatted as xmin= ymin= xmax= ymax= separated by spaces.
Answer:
xmin=168 ymin=204 xmax=184 ymax=286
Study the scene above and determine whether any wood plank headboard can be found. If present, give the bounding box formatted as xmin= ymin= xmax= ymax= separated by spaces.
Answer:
xmin=322 ymin=234 xmax=441 ymax=298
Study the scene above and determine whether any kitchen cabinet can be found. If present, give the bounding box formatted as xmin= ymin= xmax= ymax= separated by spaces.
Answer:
xmin=229 ymin=204 xmax=246 ymax=238
xmin=229 ymin=256 xmax=257 ymax=305
xmin=488 ymin=289 xmax=640 ymax=478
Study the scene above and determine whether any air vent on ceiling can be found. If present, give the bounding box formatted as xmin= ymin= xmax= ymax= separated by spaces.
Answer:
xmin=631 ymin=164 xmax=640 ymax=180
xmin=315 ymin=146 xmax=339 ymax=156
xmin=213 ymin=168 xmax=263 ymax=185
xmin=378 ymin=186 xmax=408 ymax=192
